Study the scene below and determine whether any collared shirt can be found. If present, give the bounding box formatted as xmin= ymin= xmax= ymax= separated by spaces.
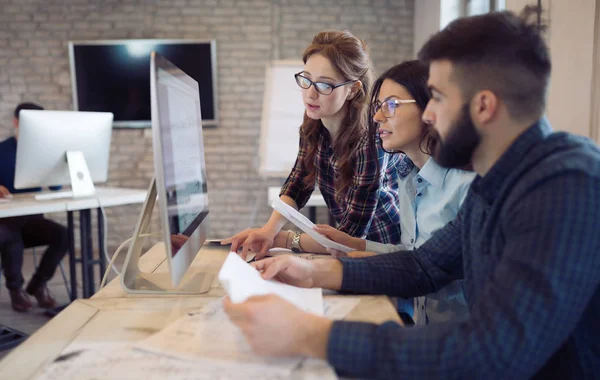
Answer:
xmin=327 ymin=119 xmax=600 ymax=379
xmin=366 ymin=157 xmax=475 ymax=325
xmin=280 ymin=124 xmax=411 ymax=244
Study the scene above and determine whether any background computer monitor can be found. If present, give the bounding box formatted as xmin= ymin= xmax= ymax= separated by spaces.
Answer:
xmin=121 ymin=52 xmax=212 ymax=293
xmin=15 ymin=110 xmax=113 ymax=190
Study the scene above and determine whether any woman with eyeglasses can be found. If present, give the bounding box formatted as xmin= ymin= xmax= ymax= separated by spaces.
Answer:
xmin=222 ymin=30 xmax=408 ymax=258
xmin=298 ymin=60 xmax=476 ymax=325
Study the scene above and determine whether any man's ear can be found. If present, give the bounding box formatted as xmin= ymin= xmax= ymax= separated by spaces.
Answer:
xmin=471 ymin=90 xmax=498 ymax=125
xmin=13 ymin=117 xmax=18 ymax=129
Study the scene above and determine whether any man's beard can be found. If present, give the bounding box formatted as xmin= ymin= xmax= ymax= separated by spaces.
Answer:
xmin=430 ymin=104 xmax=480 ymax=169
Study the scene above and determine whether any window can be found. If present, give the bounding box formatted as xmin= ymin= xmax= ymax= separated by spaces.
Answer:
xmin=440 ymin=0 xmax=506 ymax=29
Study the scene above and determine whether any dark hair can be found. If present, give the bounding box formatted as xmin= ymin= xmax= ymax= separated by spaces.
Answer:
xmin=14 ymin=102 xmax=44 ymax=119
xmin=418 ymin=7 xmax=551 ymax=121
xmin=300 ymin=30 xmax=375 ymax=201
xmin=368 ymin=60 xmax=434 ymax=160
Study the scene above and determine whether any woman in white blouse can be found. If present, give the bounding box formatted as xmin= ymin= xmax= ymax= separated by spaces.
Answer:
xmin=315 ymin=60 xmax=476 ymax=325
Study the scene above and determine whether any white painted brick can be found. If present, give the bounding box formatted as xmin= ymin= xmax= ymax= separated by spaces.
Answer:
xmin=0 ymin=0 xmax=414 ymax=252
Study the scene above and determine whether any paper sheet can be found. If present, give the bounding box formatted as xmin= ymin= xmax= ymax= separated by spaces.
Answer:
xmin=35 ymin=343 xmax=295 ymax=380
xmin=218 ymin=252 xmax=324 ymax=316
xmin=271 ymin=198 xmax=353 ymax=253
xmin=133 ymin=297 xmax=360 ymax=363
xmin=133 ymin=300 xmax=303 ymax=372
xmin=133 ymin=298 xmax=357 ymax=377
xmin=36 ymin=296 xmax=360 ymax=380
xmin=323 ymin=297 xmax=361 ymax=320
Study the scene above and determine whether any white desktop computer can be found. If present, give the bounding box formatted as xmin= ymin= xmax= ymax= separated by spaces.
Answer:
xmin=15 ymin=110 xmax=113 ymax=199
xmin=120 ymin=52 xmax=213 ymax=294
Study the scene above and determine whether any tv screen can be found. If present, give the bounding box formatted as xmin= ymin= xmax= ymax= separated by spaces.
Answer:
xmin=68 ymin=39 xmax=217 ymax=127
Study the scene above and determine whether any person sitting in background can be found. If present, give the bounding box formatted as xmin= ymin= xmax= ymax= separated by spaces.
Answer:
xmin=0 ymin=102 xmax=68 ymax=312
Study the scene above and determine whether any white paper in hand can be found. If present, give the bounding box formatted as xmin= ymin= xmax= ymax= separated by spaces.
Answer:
xmin=218 ymin=252 xmax=324 ymax=316
xmin=271 ymin=198 xmax=353 ymax=253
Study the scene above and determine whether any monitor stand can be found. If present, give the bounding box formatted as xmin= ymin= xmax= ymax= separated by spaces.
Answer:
xmin=34 ymin=150 xmax=96 ymax=201
xmin=120 ymin=178 xmax=214 ymax=295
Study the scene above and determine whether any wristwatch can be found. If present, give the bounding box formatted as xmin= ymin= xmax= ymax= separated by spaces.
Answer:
xmin=290 ymin=232 xmax=303 ymax=253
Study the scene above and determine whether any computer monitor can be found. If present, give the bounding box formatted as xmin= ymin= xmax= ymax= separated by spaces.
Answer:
xmin=15 ymin=110 xmax=113 ymax=199
xmin=120 ymin=52 xmax=213 ymax=294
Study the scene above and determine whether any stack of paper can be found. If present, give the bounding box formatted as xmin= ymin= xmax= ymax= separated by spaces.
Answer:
xmin=134 ymin=301 xmax=303 ymax=372
xmin=36 ymin=295 xmax=361 ymax=380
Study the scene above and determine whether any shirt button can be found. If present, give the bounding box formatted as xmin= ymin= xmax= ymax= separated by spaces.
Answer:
xmin=417 ymin=178 xmax=422 ymax=183
xmin=417 ymin=193 xmax=422 ymax=197
xmin=410 ymin=238 xmax=414 ymax=243
xmin=421 ymin=305 xmax=425 ymax=310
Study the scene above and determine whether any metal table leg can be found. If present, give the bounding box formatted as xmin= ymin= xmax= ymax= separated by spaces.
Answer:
xmin=97 ymin=208 xmax=106 ymax=285
xmin=67 ymin=211 xmax=77 ymax=301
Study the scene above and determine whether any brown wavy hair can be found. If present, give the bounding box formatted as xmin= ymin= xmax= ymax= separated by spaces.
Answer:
xmin=300 ymin=30 xmax=375 ymax=201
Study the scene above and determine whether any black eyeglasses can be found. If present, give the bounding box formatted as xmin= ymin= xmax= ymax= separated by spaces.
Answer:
xmin=294 ymin=72 xmax=356 ymax=95
xmin=372 ymin=97 xmax=416 ymax=118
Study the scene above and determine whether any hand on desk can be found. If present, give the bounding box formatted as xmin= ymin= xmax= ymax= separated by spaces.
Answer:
xmin=223 ymin=294 xmax=332 ymax=359
xmin=221 ymin=227 xmax=276 ymax=260
xmin=0 ymin=185 xmax=12 ymax=199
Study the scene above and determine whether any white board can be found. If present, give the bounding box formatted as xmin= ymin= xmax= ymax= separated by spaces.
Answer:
xmin=258 ymin=60 xmax=306 ymax=177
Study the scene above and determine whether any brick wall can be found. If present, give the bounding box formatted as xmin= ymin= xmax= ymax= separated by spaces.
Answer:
xmin=0 ymin=0 xmax=414 ymax=253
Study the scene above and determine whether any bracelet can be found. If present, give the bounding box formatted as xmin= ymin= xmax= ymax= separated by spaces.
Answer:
xmin=291 ymin=231 xmax=303 ymax=253
xmin=284 ymin=230 xmax=293 ymax=250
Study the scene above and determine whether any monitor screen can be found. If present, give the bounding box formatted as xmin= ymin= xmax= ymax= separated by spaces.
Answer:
xmin=69 ymin=40 xmax=217 ymax=127
xmin=152 ymin=52 xmax=209 ymax=282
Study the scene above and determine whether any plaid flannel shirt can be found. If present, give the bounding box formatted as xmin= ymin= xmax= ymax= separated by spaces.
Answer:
xmin=280 ymin=125 xmax=411 ymax=244
xmin=328 ymin=120 xmax=600 ymax=379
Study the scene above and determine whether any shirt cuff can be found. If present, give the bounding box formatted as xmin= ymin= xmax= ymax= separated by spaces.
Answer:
xmin=327 ymin=320 xmax=377 ymax=378
xmin=279 ymin=185 xmax=299 ymax=202
xmin=339 ymin=257 xmax=369 ymax=293
xmin=365 ymin=240 xmax=406 ymax=254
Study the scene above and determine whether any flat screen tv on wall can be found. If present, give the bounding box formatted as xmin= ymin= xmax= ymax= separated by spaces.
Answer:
xmin=68 ymin=39 xmax=218 ymax=128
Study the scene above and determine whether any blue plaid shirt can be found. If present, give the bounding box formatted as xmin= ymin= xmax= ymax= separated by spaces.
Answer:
xmin=328 ymin=120 xmax=600 ymax=379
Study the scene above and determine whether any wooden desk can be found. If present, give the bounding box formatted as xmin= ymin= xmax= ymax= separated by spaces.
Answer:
xmin=0 ymin=243 xmax=401 ymax=379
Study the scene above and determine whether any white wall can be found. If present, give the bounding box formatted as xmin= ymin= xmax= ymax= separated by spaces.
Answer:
xmin=507 ymin=0 xmax=598 ymax=138
xmin=413 ymin=0 xmax=441 ymax=57
xmin=591 ymin=1 xmax=600 ymax=144
xmin=416 ymin=0 xmax=600 ymax=140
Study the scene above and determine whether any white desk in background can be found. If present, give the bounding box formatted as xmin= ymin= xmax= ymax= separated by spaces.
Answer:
xmin=0 ymin=187 xmax=147 ymax=300
xmin=268 ymin=186 xmax=335 ymax=225
xmin=0 ymin=243 xmax=402 ymax=379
